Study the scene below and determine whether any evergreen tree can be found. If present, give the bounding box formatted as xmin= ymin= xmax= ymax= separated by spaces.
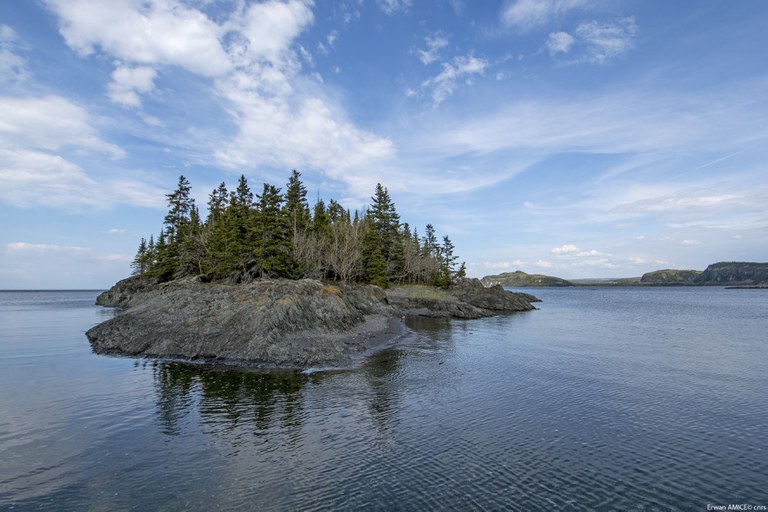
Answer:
xmin=152 ymin=230 xmax=175 ymax=281
xmin=312 ymin=199 xmax=330 ymax=234
xmin=254 ymin=183 xmax=293 ymax=277
xmin=132 ymin=172 xmax=464 ymax=287
xmin=131 ymin=237 xmax=148 ymax=276
xmin=164 ymin=175 xmax=193 ymax=244
xmin=204 ymin=175 xmax=254 ymax=278
xmin=206 ymin=182 xmax=228 ymax=226
xmin=363 ymin=184 xmax=403 ymax=284
xmin=283 ymin=170 xmax=310 ymax=233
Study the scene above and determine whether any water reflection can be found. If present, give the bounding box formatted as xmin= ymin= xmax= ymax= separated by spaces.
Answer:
xmin=151 ymin=362 xmax=310 ymax=437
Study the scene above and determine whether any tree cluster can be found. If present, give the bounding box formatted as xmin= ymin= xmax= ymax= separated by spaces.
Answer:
xmin=132 ymin=172 xmax=465 ymax=287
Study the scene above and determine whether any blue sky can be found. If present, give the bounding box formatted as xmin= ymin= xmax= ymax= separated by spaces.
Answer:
xmin=1 ymin=0 xmax=766 ymax=289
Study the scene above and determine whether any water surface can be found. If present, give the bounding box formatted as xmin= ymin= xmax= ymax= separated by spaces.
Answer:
xmin=1 ymin=287 xmax=767 ymax=510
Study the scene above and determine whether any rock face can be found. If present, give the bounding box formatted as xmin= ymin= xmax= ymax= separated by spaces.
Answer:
xmin=87 ymin=277 xmax=538 ymax=368
xmin=385 ymin=280 xmax=538 ymax=319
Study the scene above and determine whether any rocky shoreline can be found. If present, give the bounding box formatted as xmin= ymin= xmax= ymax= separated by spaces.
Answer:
xmin=87 ymin=277 xmax=538 ymax=369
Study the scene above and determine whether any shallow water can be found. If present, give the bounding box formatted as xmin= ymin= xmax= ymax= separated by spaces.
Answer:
xmin=1 ymin=287 xmax=767 ymax=511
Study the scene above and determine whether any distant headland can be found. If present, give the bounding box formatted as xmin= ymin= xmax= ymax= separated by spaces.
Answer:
xmin=481 ymin=262 xmax=768 ymax=288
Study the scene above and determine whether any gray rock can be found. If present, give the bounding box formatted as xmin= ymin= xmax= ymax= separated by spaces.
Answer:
xmin=87 ymin=277 xmax=538 ymax=368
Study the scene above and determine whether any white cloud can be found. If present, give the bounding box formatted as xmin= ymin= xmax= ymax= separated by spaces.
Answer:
xmin=44 ymin=0 xmax=230 ymax=76
xmin=0 ymin=148 xmax=165 ymax=209
xmin=574 ymin=17 xmax=638 ymax=64
xmin=501 ymin=0 xmax=588 ymax=31
xmin=377 ymin=0 xmax=413 ymax=16
xmin=422 ymin=55 xmax=488 ymax=105
xmin=534 ymin=259 xmax=554 ymax=268
xmin=546 ymin=31 xmax=575 ymax=55
xmin=0 ymin=95 xmax=124 ymax=158
xmin=40 ymin=0 xmax=397 ymax=194
xmin=0 ymin=93 xmax=172 ymax=210
xmin=231 ymin=0 xmax=314 ymax=66
xmin=5 ymin=242 xmax=89 ymax=253
xmin=552 ymin=244 xmax=579 ymax=254
xmin=213 ymin=88 xmax=394 ymax=185
xmin=107 ymin=64 xmax=157 ymax=108
xmin=681 ymin=239 xmax=702 ymax=245
xmin=417 ymin=33 xmax=449 ymax=65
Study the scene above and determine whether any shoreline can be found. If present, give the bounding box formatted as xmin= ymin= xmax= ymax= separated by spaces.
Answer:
xmin=87 ymin=277 xmax=538 ymax=370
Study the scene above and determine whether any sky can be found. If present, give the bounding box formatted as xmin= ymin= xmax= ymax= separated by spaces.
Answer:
xmin=1 ymin=0 xmax=766 ymax=289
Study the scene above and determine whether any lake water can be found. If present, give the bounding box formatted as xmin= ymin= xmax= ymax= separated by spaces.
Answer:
xmin=1 ymin=287 xmax=767 ymax=511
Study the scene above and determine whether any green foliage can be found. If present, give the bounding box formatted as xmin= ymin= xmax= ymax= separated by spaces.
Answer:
xmin=133 ymin=173 xmax=464 ymax=288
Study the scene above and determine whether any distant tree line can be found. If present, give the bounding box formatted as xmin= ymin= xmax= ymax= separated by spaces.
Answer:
xmin=131 ymin=171 xmax=465 ymax=287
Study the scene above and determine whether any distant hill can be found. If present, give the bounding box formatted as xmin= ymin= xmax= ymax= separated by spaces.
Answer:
xmin=639 ymin=269 xmax=702 ymax=285
xmin=481 ymin=270 xmax=574 ymax=287
xmin=698 ymin=261 xmax=768 ymax=285
xmin=640 ymin=262 xmax=768 ymax=286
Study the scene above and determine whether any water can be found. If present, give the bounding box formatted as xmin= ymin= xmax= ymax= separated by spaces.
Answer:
xmin=1 ymin=287 xmax=767 ymax=511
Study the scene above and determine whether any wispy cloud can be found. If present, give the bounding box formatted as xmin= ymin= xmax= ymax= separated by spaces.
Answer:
xmin=0 ymin=95 xmax=123 ymax=157
xmin=5 ymin=242 xmax=89 ymax=253
xmin=500 ymin=0 xmax=589 ymax=32
xmin=546 ymin=31 xmax=575 ymax=55
xmin=0 ymin=24 xmax=29 ymax=83
xmin=377 ymin=0 xmax=413 ymax=16
xmin=574 ymin=17 xmax=638 ymax=64
xmin=0 ymin=95 xmax=168 ymax=209
xmin=416 ymin=33 xmax=449 ymax=65
xmin=544 ymin=17 xmax=638 ymax=64
xmin=421 ymin=54 xmax=488 ymax=105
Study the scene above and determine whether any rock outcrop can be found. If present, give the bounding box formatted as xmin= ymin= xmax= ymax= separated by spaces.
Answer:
xmin=386 ymin=280 xmax=538 ymax=319
xmin=87 ymin=278 xmax=538 ymax=368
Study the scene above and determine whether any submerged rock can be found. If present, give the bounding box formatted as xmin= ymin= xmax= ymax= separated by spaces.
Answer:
xmin=87 ymin=277 xmax=538 ymax=368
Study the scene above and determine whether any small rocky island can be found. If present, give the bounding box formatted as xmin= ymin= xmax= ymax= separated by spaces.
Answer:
xmin=87 ymin=173 xmax=538 ymax=369
xmin=87 ymin=276 xmax=538 ymax=368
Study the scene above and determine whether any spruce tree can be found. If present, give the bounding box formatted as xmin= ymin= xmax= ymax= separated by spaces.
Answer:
xmin=254 ymin=183 xmax=293 ymax=277
xmin=364 ymin=184 xmax=403 ymax=284
xmin=131 ymin=238 xmax=148 ymax=276
xmin=206 ymin=182 xmax=228 ymax=226
xmin=283 ymin=170 xmax=310 ymax=233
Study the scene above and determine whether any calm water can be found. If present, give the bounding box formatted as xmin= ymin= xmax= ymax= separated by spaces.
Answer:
xmin=1 ymin=287 xmax=767 ymax=511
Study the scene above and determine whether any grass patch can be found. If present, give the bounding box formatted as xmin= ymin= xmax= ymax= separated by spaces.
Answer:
xmin=387 ymin=284 xmax=453 ymax=300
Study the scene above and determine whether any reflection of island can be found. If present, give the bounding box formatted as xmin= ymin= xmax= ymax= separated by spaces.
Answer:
xmin=150 ymin=353 xmax=409 ymax=443
xmin=152 ymin=362 xmax=309 ymax=437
